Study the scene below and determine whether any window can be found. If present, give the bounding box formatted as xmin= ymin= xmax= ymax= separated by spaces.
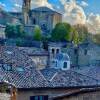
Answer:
xmin=41 ymin=24 xmax=47 ymax=31
xmin=52 ymin=49 xmax=55 ymax=57
xmin=52 ymin=49 xmax=55 ymax=54
xmin=33 ymin=18 xmax=36 ymax=24
xmin=30 ymin=96 xmax=48 ymax=100
xmin=74 ymin=49 xmax=78 ymax=54
xmin=56 ymin=49 xmax=59 ymax=54
xmin=63 ymin=62 xmax=67 ymax=68
xmin=84 ymin=49 xmax=87 ymax=55
xmin=3 ymin=64 xmax=12 ymax=71
xmin=16 ymin=67 xmax=24 ymax=72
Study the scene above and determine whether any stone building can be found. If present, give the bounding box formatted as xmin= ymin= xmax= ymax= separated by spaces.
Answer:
xmin=19 ymin=47 xmax=49 ymax=70
xmin=0 ymin=46 xmax=100 ymax=100
xmin=0 ymin=8 xmax=21 ymax=25
xmin=10 ymin=0 xmax=62 ymax=34
xmin=78 ymin=42 xmax=100 ymax=67
xmin=18 ymin=41 xmax=100 ymax=71
xmin=48 ymin=43 xmax=71 ymax=70
xmin=29 ymin=7 xmax=62 ymax=34
xmin=0 ymin=24 xmax=5 ymax=38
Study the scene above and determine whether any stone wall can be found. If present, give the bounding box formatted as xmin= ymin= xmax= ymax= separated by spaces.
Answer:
xmin=0 ymin=25 xmax=5 ymax=38
xmin=17 ymin=88 xmax=72 ymax=100
xmin=60 ymin=91 xmax=100 ymax=100
xmin=30 ymin=55 xmax=48 ymax=70
xmin=78 ymin=43 xmax=100 ymax=67
xmin=0 ymin=93 xmax=10 ymax=100
xmin=17 ymin=89 xmax=100 ymax=100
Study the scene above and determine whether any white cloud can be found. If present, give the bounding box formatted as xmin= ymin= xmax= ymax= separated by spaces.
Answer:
xmin=14 ymin=4 xmax=22 ymax=8
xmin=80 ymin=1 xmax=88 ymax=7
xmin=0 ymin=2 xmax=6 ymax=9
xmin=12 ymin=4 xmax=22 ymax=12
xmin=86 ymin=13 xmax=100 ymax=34
xmin=7 ymin=0 xmax=100 ymax=34
xmin=59 ymin=0 xmax=86 ymax=25
xmin=31 ymin=0 xmax=53 ymax=9
xmin=11 ymin=0 xmax=53 ymax=11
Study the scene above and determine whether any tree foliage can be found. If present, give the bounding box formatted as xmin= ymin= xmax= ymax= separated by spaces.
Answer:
xmin=5 ymin=24 xmax=26 ymax=38
xmin=51 ymin=23 xmax=73 ymax=42
xmin=72 ymin=29 xmax=80 ymax=46
xmin=73 ymin=24 xmax=88 ymax=43
xmin=92 ymin=34 xmax=100 ymax=44
xmin=0 ymin=83 xmax=8 ymax=93
xmin=33 ymin=25 xmax=42 ymax=41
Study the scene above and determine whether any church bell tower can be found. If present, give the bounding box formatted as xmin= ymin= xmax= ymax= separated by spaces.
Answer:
xmin=22 ymin=0 xmax=31 ymax=25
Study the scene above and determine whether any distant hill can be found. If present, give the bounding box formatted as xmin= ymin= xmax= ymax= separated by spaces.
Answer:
xmin=0 ymin=8 xmax=20 ymax=25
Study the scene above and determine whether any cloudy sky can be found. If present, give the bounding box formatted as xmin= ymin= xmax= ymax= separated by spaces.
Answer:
xmin=0 ymin=0 xmax=100 ymax=34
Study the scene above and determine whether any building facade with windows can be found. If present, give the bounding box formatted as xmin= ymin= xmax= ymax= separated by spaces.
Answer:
xmin=9 ymin=0 xmax=62 ymax=34
xmin=0 ymin=45 xmax=100 ymax=100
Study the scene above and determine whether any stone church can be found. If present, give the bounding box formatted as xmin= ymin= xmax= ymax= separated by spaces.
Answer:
xmin=10 ymin=0 xmax=62 ymax=34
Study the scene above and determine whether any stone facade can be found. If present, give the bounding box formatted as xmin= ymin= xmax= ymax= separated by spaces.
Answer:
xmin=9 ymin=0 xmax=62 ymax=34
xmin=30 ymin=55 xmax=48 ymax=70
xmin=78 ymin=43 xmax=100 ymax=67
xmin=48 ymin=42 xmax=100 ymax=70
xmin=17 ymin=88 xmax=100 ymax=100
xmin=17 ymin=89 xmax=78 ymax=100
xmin=0 ymin=9 xmax=20 ymax=25
xmin=55 ymin=90 xmax=100 ymax=100
xmin=0 ymin=24 xmax=5 ymax=38
xmin=30 ymin=7 xmax=62 ymax=34
xmin=0 ymin=93 xmax=10 ymax=100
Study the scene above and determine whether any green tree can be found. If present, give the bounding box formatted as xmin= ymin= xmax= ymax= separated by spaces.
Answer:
xmin=72 ymin=29 xmax=80 ymax=46
xmin=16 ymin=25 xmax=25 ymax=37
xmin=51 ymin=23 xmax=73 ymax=42
xmin=33 ymin=25 xmax=42 ymax=41
xmin=73 ymin=24 xmax=88 ymax=43
xmin=16 ymin=38 xmax=22 ymax=46
xmin=5 ymin=24 xmax=16 ymax=38
xmin=0 ymin=83 xmax=8 ymax=93
xmin=5 ymin=24 xmax=26 ymax=38
xmin=92 ymin=34 xmax=100 ymax=44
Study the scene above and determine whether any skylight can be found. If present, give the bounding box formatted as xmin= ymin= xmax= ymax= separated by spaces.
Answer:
xmin=3 ymin=64 xmax=12 ymax=71
xmin=16 ymin=67 xmax=24 ymax=72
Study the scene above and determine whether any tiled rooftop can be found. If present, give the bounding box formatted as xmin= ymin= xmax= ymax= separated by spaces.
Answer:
xmin=76 ymin=66 xmax=100 ymax=81
xmin=0 ymin=46 xmax=100 ymax=89
xmin=19 ymin=47 xmax=48 ymax=56
xmin=41 ymin=68 xmax=99 ymax=88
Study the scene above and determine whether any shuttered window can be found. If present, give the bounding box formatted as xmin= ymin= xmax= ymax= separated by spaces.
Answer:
xmin=30 ymin=95 xmax=48 ymax=100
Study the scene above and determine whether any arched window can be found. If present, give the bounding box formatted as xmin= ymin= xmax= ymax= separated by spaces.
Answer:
xmin=63 ymin=62 xmax=67 ymax=68
xmin=52 ymin=49 xmax=55 ymax=54
xmin=56 ymin=49 xmax=60 ymax=54
xmin=84 ymin=49 xmax=88 ymax=55
xmin=74 ymin=49 xmax=78 ymax=54
xmin=52 ymin=49 xmax=55 ymax=57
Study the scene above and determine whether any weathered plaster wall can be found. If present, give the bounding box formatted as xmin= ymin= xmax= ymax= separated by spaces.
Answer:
xmin=0 ymin=93 xmax=10 ymax=100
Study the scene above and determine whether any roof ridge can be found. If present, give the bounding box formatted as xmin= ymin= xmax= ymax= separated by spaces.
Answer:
xmin=49 ymin=72 xmax=58 ymax=82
